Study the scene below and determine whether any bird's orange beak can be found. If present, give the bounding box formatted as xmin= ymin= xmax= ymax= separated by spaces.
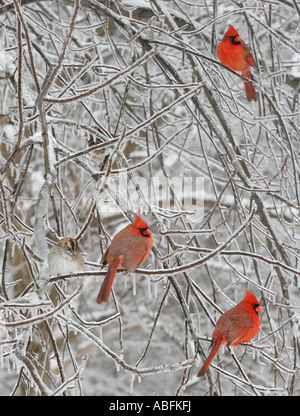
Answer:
xmin=142 ymin=228 xmax=151 ymax=236
xmin=256 ymin=305 xmax=263 ymax=313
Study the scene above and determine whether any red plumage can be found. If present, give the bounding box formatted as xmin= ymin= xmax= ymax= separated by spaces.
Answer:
xmin=197 ymin=291 xmax=263 ymax=377
xmin=217 ymin=24 xmax=258 ymax=102
xmin=96 ymin=213 xmax=153 ymax=303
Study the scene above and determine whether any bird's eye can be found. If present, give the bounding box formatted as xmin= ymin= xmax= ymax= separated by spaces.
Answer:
xmin=67 ymin=239 xmax=77 ymax=252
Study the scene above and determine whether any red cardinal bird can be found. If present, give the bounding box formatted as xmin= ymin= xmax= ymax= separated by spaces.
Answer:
xmin=197 ymin=291 xmax=263 ymax=377
xmin=96 ymin=212 xmax=153 ymax=303
xmin=217 ymin=24 xmax=258 ymax=102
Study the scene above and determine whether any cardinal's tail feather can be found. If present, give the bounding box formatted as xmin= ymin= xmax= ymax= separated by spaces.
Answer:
xmin=243 ymin=70 xmax=257 ymax=102
xmin=244 ymin=80 xmax=257 ymax=102
xmin=96 ymin=262 xmax=119 ymax=303
xmin=197 ymin=339 xmax=223 ymax=377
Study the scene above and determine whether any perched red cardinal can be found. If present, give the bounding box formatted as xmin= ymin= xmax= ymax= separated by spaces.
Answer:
xmin=197 ymin=291 xmax=263 ymax=377
xmin=217 ymin=24 xmax=258 ymax=102
xmin=96 ymin=212 xmax=153 ymax=303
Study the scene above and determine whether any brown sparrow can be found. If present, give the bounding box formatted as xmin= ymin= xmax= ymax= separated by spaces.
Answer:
xmin=48 ymin=238 xmax=84 ymax=275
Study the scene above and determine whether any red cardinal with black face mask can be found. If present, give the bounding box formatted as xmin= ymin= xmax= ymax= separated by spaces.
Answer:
xmin=217 ymin=24 xmax=258 ymax=102
xmin=197 ymin=291 xmax=263 ymax=377
xmin=96 ymin=213 xmax=153 ymax=303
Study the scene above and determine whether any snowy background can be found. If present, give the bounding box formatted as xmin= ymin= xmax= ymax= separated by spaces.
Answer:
xmin=0 ymin=0 xmax=299 ymax=396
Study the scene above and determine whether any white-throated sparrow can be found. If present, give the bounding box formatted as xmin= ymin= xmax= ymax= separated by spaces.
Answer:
xmin=48 ymin=237 xmax=84 ymax=275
